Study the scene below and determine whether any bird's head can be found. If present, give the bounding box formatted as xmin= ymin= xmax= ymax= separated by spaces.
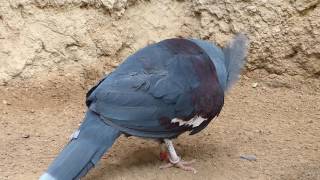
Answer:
xmin=190 ymin=39 xmax=228 ymax=91
xmin=191 ymin=34 xmax=248 ymax=92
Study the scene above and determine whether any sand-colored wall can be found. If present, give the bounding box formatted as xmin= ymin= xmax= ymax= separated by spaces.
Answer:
xmin=0 ymin=0 xmax=319 ymax=87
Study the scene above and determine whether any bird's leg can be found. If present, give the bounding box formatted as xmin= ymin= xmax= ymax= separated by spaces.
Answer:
xmin=159 ymin=141 xmax=168 ymax=161
xmin=159 ymin=139 xmax=197 ymax=174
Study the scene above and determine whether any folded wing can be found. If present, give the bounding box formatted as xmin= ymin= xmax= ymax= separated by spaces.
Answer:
xmin=86 ymin=39 xmax=224 ymax=138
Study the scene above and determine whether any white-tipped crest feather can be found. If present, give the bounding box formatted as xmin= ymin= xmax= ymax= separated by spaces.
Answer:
xmin=223 ymin=33 xmax=249 ymax=91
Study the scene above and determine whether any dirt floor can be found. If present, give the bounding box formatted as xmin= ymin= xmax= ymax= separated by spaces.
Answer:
xmin=1 ymin=0 xmax=320 ymax=179
xmin=0 ymin=77 xmax=319 ymax=180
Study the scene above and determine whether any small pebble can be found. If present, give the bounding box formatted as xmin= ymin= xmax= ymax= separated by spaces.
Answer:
xmin=240 ymin=154 xmax=257 ymax=161
xmin=22 ymin=134 xmax=30 ymax=139
xmin=2 ymin=100 xmax=11 ymax=105
xmin=252 ymin=83 xmax=258 ymax=88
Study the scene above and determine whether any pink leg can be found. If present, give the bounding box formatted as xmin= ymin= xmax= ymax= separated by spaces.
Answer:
xmin=159 ymin=139 xmax=197 ymax=174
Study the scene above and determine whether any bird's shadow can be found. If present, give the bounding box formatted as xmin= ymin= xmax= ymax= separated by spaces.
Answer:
xmin=85 ymin=140 xmax=233 ymax=179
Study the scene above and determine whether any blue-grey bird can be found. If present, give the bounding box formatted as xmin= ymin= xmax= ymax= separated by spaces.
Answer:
xmin=40 ymin=34 xmax=248 ymax=180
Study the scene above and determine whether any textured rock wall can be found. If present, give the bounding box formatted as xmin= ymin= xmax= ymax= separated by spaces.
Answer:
xmin=193 ymin=0 xmax=320 ymax=88
xmin=0 ymin=0 xmax=319 ymax=87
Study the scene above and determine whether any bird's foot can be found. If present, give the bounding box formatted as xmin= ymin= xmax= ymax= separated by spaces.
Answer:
xmin=159 ymin=159 xmax=197 ymax=174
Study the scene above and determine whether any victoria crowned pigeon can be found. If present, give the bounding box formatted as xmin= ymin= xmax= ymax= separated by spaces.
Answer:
xmin=40 ymin=34 xmax=248 ymax=179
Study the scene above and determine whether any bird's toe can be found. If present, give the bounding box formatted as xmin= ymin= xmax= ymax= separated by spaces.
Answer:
xmin=159 ymin=159 xmax=197 ymax=174
xmin=176 ymin=161 xmax=197 ymax=174
xmin=159 ymin=163 xmax=173 ymax=169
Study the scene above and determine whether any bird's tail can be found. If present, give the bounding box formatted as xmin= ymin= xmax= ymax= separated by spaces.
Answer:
xmin=223 ymin=33 xmax=249 ymax=91
xmin=40 ymin=110 xmax=120 ymax=180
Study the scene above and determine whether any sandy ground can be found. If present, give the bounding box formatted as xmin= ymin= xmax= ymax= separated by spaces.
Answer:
xmin=0 ymin=78 xmax=320 ymax=180
xmin=1 ymin=1 xmax=319 ymax=180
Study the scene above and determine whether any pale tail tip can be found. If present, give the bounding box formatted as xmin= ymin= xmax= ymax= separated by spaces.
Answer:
xmin=39 ymin=173 xmax=57 ymax=180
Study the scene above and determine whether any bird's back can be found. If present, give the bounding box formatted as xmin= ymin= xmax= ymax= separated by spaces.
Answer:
xmin=86 ymin=38 xmax=224 ymax=138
